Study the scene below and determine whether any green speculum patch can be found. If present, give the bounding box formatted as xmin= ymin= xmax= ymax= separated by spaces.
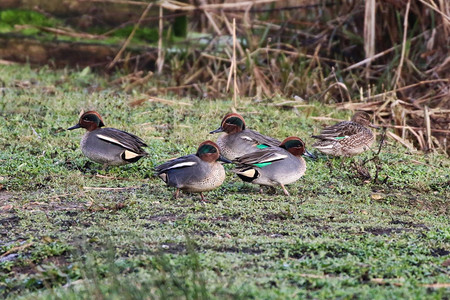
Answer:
xmin=253 ymin=162 xmax=272 ymax=168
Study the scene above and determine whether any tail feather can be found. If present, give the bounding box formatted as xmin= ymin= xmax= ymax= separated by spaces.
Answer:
xmin=235 ymin=168 xmax=259 ymax=182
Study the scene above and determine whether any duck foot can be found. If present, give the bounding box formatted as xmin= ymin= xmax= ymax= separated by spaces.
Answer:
xmin=173 ymin=188 xmax=180 ymax=199
xmin=281 ymin=184 xmax=290 ymax=196
xmin=200 ymin=192 xmax=207 ymax=202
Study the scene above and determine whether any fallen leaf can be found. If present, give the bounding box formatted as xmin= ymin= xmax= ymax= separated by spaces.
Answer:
xmin=128 ymin=98 xmax=147 ymax=107
xmin=0 ymin=205 xmax=13 ymax=211
xmin=442 ymin=259 xmax=450 ymax=267
xmin=371 ymin=193 xmax=385 ymax=200
xmin=42 ymin=236 xmax=53 ymax=243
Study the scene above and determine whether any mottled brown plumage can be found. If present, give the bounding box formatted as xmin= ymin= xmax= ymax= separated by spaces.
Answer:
xmin=312 ymin=112 xmax=378 ymax=157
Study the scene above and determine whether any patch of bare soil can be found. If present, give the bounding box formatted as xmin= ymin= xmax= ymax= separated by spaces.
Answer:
xmin=204 ymin=245 xmax=264 ymax=255
xmin=388 ymin=219 xmax=429 ymax=229
xmin=430 ymin=248 xmax=450 ymax=257
xmin=22 ymin=201 xmax=86 ymax=211
xmin=0 ymin=191 xmax=19 ymax=237
xmin=0 ymin=190 xmax=13 ymax=202
xmin=364 ymin=227 xmax=413 ymax=236
xmin=10 ymin=255 xmax=71 ymax=276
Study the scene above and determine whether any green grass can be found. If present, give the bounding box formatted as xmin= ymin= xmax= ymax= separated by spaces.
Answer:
xmin=0 ymin=65 xmax=449 ymax=299
xmin=0 ymin=9 xmax=160 ymax=46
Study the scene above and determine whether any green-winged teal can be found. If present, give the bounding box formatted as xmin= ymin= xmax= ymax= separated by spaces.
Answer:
xmin=312 ymin=111 xmax=378 ymax=157
xmin=155 ymin=141 xmax=231 ymax=201
xmin=233 ymin=137 xmax=313 ymax=196
xmin=210 ymin=113 xmax=280 ymax=160
xmin=68 ymin=111 xmax=148 ymax=168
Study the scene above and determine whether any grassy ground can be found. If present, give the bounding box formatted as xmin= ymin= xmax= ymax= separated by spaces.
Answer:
xmin=0 ymin=65 xmax=449 ymax=299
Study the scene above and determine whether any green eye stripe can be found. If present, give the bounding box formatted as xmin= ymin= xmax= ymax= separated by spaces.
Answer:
xmin=84 ymin=114 xmax=101 ymax=123
xmin=198 ymin=144 xmax=217 ymax=154
xmin=283 ymin=140 xmax=302 ymax=149
xmin=226 ymin=117 xmax=244 ymax=127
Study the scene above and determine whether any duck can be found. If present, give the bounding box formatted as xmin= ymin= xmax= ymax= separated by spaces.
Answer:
xmin=155 ymin=141 xmax=231 ymax=201
xmin=67 ymin=111 xmax=148 ymax=168
xmin=233 ymin=137 xmax=312 ymax=196
xmin=210 ymin=113 xmax=281 ymax=160
xmin=311 ymin=111 xmax=378 ymax=157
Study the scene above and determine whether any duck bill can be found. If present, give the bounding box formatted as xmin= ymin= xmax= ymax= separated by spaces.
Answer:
xmin=209 ymin=127 xmax=223 ymax=134
xmin=369 ymin=124 xmax=380 ymax=129
xmin=218 ymin=155 xmax=232 ymax=164
xmin=67 ymin=123 xmax=81 ymax=130
xmin=303 ymin=149 xmax=317 ymax=159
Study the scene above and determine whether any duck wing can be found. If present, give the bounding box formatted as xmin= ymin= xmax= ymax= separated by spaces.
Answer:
xmin=240 ymin=130 xmax=281 ymax=148
xmin=96 ymin=128 xmax=148 ymax=155
xmin=312 ymin=121 xmax=360 ymax=141
xmin=235 ymin=147 xmax=288 ymax=167
xmin=155 ymin=155 xmax=199 ymax=174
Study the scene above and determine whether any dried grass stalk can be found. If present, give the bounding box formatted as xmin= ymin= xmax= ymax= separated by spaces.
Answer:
xmin=364 ymin=0 xmax=376 ymax=77
xmin=107 ymin=2 xmax=153 ymax=69
xmin=156 ymin=5 xmax=164 ymax=74
xmin=393 ymin=0 xmax=411 ymax=89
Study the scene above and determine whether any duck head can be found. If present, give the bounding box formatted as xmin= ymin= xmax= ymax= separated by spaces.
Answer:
xmin=68 ymin=111 xmax=105 ymax=132
xmin=210 ymin=113 xmax=246 ymax=134
xmin=280 ymin=137 xmax=315 ymax=158
xmin=197 ymin=140 xmax=232 ymax=163
xmin=352 ymin=111 xmax=379 ymax=129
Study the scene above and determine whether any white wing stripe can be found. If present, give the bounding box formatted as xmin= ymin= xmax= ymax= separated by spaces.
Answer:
xmin=97 ymin=134 xmax=129 ymax=148
xmin=240 ymin=136 xmax=254 ymax=141
xmin=315 ymin=144 xmax=334 ymax=149
xmin=260 ymin=153 xmax=288 ymax=163
xmin=168 ymin=162 xmax=197 ymax=169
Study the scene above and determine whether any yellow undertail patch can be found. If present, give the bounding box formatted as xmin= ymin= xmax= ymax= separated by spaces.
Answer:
xmin=238 ymin=169 xmax=256 ymax=178
xmin=158 ymin=173 xmax=168 ymax=183
xmin=124 ymin=150 xmax=140 ymax=160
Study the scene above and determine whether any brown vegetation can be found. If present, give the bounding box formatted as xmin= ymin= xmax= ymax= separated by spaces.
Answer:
xmin=1 ymin=0 xmax=449 ymax=153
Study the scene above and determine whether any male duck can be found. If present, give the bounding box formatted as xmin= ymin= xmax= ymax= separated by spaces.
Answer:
xmin=233 ymin=137 xmax=312 ymax=196
xmin=155 ymin=141 xmax=231 ymax=201
xmin=210 ymin=113 xmax=280 ymax=160
xmin=68 ymin=111 xmax=148 ymax=168
xmin=311 ymin=111 xmax=378 ymax=157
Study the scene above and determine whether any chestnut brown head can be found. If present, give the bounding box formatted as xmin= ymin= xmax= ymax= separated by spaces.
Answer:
xmin=279 ymin=137 xmax=306 ymax=157
xmin=196 ymin=140 xmax=231 ymax=164
xmin=210 ymin=113 xmax=246 ymax=135
xmin=68 ymin=111 xmax=105 ymax=132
